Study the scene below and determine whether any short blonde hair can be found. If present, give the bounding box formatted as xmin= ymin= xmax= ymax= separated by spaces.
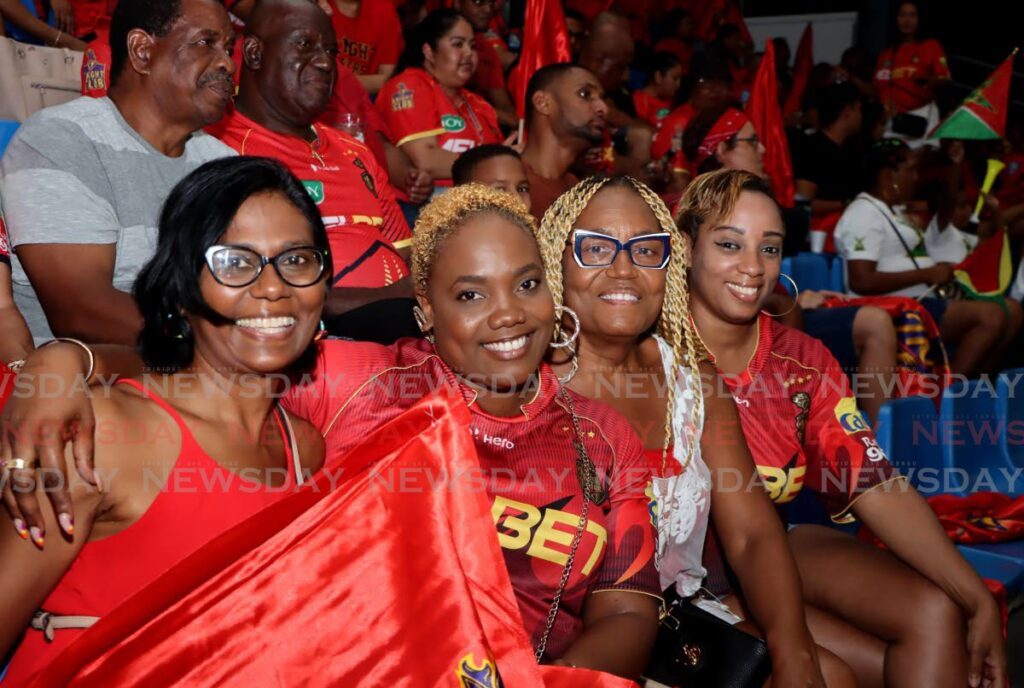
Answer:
xmin=537 ymin=175 xmax=704 ymax=471
xmin=675 ymin=168 xmax=776 ymax=238
xmin=410 ymin=184 xmax=537 ymax=295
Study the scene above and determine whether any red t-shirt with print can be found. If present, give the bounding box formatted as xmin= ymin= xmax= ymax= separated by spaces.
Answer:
xmin=874 ymin=39 xmax=951 ymax=114
xmin=331 ymin=0 xmax=404 ymax=76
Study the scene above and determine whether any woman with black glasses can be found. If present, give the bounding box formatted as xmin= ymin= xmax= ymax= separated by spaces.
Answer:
xmin=0 ymin=156 xmax=328 ymax=684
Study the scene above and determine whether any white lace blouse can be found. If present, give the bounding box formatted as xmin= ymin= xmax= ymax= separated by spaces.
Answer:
xmin=651 ymin=335 xmax=712 ymax=597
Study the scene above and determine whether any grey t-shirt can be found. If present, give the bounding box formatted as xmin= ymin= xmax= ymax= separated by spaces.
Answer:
xmin=0 ymin=96 xmax=235 ymax=342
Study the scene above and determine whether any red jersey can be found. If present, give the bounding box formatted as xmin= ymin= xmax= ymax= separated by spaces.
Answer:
xmin=651 ymin=102 xmax=694 ymax=172
xmin=214 ymin=108 xmax=410 ymax=289
xmin=472 ymin=31 xmax=506 ymax=91
xmin=331 ymin=0 xmax=403 ymax=76
xmin=377 ymin=68 xmax=503 ymax=183
xmin=282 ymin=337 xmax=660 ymax=658
xmin=632 ymin=90 xmax=672 ymax=130
xmin=69 ymin=0 xmax=114 ymax=39
xmin=3 ymin=379 xmax=303 ymax=686
xmin=874 ymin=39 xmax=951 ymax=114
xmin=718 ymin=316 xmax=902 ymax=520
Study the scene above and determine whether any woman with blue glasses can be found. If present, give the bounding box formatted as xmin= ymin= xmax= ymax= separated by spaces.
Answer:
xmin=539 ymin=175 xmax=856 ymax=687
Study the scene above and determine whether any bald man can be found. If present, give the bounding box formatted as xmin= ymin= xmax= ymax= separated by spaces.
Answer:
xmin=575 ymin=12 xmax=653 ymax=174
xmin=214 ymin=0 xmax=418 ymax=340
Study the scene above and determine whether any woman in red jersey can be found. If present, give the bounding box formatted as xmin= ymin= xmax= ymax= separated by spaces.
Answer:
xmin=679 ymin=169 xmax=1005 ymax=688
xmin=873 ymin=0 xmax=951 ymax=116
xmin=0 ymin=157 xmax=327 ymax=684
xmin=377 ymin=9 xmax=503 ymax=188
xmin=539 ymin=175 xmax=853 ymax=688
xmin=3 ymin=186 xmax=660 ymax=680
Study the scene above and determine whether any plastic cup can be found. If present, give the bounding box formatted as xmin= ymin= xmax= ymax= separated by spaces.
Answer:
xmin=809 ymin=230 xmax=827 ymax=254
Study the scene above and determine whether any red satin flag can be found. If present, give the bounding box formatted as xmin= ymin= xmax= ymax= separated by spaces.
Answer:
xmin=783 ymin=22 xmax=813 ymax=117
xmin=927 ymin=493 xmax=1024 ymax=545
xmin=507 ymin=0 xmax=572 ymax=118
xmin=746 ymin=39 xmax=795 ymax=208
xmin=34 ymin=390 xmax=635 ymax=688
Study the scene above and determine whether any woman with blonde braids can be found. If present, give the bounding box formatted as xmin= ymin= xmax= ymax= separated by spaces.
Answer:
xmin=4 ymin=184 xmax=662 ymax=680
xmin=538 ymin=175 xmax=855 ymax=687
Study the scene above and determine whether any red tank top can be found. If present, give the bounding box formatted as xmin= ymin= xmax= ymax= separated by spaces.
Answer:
xmin=4 ymin=379 xmax=303 ymax=685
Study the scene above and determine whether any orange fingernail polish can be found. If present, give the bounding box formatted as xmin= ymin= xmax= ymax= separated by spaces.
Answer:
xmin=29 ymin=527 xmax=44 ymax=547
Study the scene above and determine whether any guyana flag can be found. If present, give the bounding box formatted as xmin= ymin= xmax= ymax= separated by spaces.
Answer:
xmin=931 ymin=50 xmax=1017 ymax=140
xmin=954 ymin=230 xmax=1013 ymax=298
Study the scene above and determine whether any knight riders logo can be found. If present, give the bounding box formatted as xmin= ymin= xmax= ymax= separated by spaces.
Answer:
xmin=456 ymin=652 xmax=502 ymax=688
xmin=352 ymin=157 xmax=377 ymax=197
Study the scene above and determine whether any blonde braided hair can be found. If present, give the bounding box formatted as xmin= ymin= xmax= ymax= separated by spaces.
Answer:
xmin=411 ymin=183 xmax=537 ymax=295
xmin=537 ymin=176 xmax=705 ymax=474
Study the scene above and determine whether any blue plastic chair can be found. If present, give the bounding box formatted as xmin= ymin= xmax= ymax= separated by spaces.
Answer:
xmin=956 ymin=545 xmax=1024 ymax=595
xmin=829 ymin=255 xmax=846 ymax=293
xmin=940 ymin=379 xmax=1021 ymax=496
xmin=0 ymin=121 xmax=19 ymax=158
xmin=876 ymin=395 xmax=953 ymax=496
xmin=780 ymin=257 xmax=796 ymax=295
xmin=996 ymin=368 xmax=1024 ymax=469
xmin=789 ymin=252 xmax=831 ymax=293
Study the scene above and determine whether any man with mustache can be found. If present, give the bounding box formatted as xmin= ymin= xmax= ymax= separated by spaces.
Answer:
xmin=519 ymin=63 xmax=608 ymax=220
xmin=0 ymin=0 xmax=236 ymax=344
xmin=212 ymin=0 xmax=416 ymax=341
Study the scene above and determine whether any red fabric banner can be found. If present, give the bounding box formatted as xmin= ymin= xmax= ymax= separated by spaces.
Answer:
xmin=783 ymin=22 xmax=813 ymax=117
xmin=747 ymin=39 xmax=795 ymax=207
xmin=34 ymin=390 xmax=635 ymax=687
xmin=507 ymin=0 xmax=572 ymax=119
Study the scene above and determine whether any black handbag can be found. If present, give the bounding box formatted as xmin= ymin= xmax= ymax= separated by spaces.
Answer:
xmin=643 ymin=589 xmax=771 ymax=688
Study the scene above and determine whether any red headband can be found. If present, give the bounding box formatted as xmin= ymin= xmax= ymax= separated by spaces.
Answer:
xmin=695 ymin=108 xmax=750 ymax=168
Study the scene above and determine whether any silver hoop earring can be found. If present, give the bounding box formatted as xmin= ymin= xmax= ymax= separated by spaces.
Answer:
xmin=762 ymin=273 xmax=799 ymax=318
xmin=413 ymin=305 xmax=435 ymax=344
xmin=550 ymin=304 xmax=580 ymax=350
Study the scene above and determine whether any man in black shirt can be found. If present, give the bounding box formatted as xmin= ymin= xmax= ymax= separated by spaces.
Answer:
xmin=795 ymin=82 xmax=864 ymax=213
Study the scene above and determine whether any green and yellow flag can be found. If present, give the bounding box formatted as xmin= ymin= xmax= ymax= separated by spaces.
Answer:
xmin=931 ymin=50 xmax=1016 ymax=140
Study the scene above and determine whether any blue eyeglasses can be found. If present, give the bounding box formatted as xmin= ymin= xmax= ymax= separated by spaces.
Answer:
xmin=572 ymin=229 xmax=672 ymax=270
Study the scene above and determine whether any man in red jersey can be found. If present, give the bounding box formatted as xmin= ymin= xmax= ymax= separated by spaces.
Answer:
xmin=215 ymin=0 xmax=417 ymax=339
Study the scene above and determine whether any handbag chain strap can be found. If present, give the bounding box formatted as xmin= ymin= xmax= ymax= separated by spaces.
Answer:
xmin=534 ymin=387 xmax=604 ymax=662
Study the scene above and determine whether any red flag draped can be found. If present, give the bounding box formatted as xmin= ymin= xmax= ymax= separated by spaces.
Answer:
xmin=507 ymin=0 xmax=572 ymax=119
xmin=747 ymin=39 xmax=795 ymax=207
xmin=34 ymin=390 xmax=635 ymax=688
xmin=783 ymin=22 xmax=813 ymax=117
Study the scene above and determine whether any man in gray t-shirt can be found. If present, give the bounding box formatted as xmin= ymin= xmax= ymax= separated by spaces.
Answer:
xmin=0 ymin=0 xmax=237 ymax=344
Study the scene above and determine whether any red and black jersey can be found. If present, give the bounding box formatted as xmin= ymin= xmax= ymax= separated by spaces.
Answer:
xmin=213 ymin=108 xmax=410 ymax=289
xmin=632 ymin=91 xmax=672 ymax=130
xmin=283 ymin=337 xmax=660 ymax=658
xmin=874 ymin=39 xmax=951 ymax=114
xmin=719 ymin=316 xmax=902 ymax=520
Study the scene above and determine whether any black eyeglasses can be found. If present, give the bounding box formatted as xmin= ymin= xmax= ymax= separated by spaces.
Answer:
xmin=204 ymin=245 xmax=329 ymax=288
xmin=734 ymin=134 xmax=760 ymax=146
xmin=572 ymin=230 xmax=672 ymax=270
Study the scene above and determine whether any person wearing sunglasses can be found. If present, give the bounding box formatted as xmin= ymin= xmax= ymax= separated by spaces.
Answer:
xmin=0 ymin=156 xmax=328 ymax=684
xmin=539 ymin=176 xmax=852 ymax=687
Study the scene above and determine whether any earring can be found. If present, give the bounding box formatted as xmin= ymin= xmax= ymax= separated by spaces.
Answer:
xmin=557 ymin=346 xmax=580 ymax=384
xmin=762 ymin=273 xmax=799 ymax=318
xmin=314 ymin=319 xmax=327 ymax=342
xmin=166 ymin=313 xmax=190 ymax=340
xmin=413 ymin=305 xmax=435 ymax=344
xmin=550 ymin=304 xmax=581 ymax=350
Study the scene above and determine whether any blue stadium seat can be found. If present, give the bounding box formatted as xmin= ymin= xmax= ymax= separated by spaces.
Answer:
xmin=876 ymin=395 xmax=953 ymax=496
xmin=780 ymin=257 xmax=796 ymax=295
xmin=790 ymin=252 xmax=831 ymax=293
xmin=829 ymin=255 xmax=846 ymax=293
xmin=940 ymin=379 xmax=1022 ymax=496
xmin=0 ymin=121 xmax=19 ymax=157
xmin=956 ymin=545 xmax=1024 ymax=595
xmin=995 ymin=368 xmax=1024 ymax=469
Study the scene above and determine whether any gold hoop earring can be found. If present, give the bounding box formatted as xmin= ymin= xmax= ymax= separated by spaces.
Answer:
xmin=550 ymin=305 xmax=580 ymax=350
xmin=761 ymin=273 xmax=799 ymax=318
xmin=412 ymin=305 xmax=435 ymax=344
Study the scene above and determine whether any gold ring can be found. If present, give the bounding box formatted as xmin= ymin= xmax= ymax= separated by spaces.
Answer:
xmin=4 ymin=458 xmax=29 ymax=471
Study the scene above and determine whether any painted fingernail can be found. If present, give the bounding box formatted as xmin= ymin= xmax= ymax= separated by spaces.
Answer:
xmin=29 ymin=526 xmax=44 ymax=547
xmin=14 ymin=518 xmax=29 ymax=539
xmin=58 ymin=513 xmax=74 ymax=535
